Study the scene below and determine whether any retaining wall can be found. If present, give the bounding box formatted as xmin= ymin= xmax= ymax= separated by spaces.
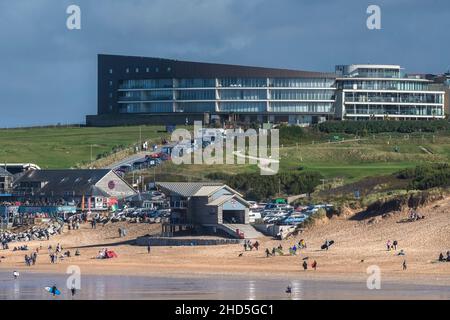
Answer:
xmin=136 ymin=236 xmax=243 ymax=246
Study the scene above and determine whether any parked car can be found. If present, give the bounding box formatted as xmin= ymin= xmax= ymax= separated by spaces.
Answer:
xmin=160 ymin=153 xmax=171 ymax=161
xmin=146 ymin=153 xmax=161 ymax=159
xmin=249 ymin=210 xmax=262 ymax=223
xmin=280 ymin=214 xmax=308 ymax=226
xmin=132 ymin=160 xmax=147 ymax=170
xmin=117 ymin=164 xmax=132 ymax=172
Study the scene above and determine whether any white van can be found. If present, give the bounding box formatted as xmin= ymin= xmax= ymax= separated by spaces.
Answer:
xmin=249 ymin=210 xmax=262 ymax=223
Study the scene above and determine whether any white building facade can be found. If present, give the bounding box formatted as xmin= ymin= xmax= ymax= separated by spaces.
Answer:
xmin=334 ymin=64 xmax=445 ymax=120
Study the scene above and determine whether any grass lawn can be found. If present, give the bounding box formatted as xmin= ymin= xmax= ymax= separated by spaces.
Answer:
xmin=144 ymin=131 xmax=450 ymax=184
xmin=0 ymin=125 xmax=173 ymax=168
xmin=1 ymin=126 xmax=448 ymax=186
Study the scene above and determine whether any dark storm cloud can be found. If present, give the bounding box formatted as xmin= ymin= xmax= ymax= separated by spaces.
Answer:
xmin=0 ymin=0 xmax=449 ymax=127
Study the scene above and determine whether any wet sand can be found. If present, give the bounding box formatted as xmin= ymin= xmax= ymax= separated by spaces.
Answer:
xmin=1 ymin=271 xmax=449 ymax=300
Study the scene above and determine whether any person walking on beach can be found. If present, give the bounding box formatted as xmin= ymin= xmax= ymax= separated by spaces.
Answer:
xmin=402 ymin=260 xmax=407 ymax=270
xmin=147 ymin=244 xmax=151 ymax=254
xmin=302 ymin=260 xmax=308 ymax=271
xmin=71 ymin=284 xmax=76 ymax=298
xmin=312 ymin=260 xmax=317 ymax=271
xmin=51 ymin=285 xmax=58 ymax=297
xmin=386 ymin=240 xmax=391 ymax=251
xmin=299 ymin=239 xmax=307 ymax=249
xmin=243 ymin=242 xmax=248 ymax=251
xmin=265 ymin=248 xmax=271 ymax=258
xmin=285 ymin=285 xmax=292 ymax=296
xmin=254 ymin=241 xmax=259 ymax=251
xmin=393 ymin=240 xmax=398 ymax=250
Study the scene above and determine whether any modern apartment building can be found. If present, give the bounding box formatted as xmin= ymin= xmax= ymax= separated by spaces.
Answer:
xmin=334 ymin=64 xmax=445 ymax=120
xmin=427 ymin=72 xmax=450 ymax=115
xmin=86 ymin=55 xmax=446 ymax=126
xmin=87 ymin=54 xmax=336 ymax=126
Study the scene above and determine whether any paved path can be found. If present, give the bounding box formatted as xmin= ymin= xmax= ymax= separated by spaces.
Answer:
xmin=104 ymin=151 xmax=148 ymax=169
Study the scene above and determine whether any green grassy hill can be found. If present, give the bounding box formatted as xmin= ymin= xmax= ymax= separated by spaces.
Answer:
xmin=1 ymin=125 xmax=449 ymax=187
xmin=0 ymin=125 xmax=170 ymax=168
xmin=148 ymin=130 xmax=450 ymax=184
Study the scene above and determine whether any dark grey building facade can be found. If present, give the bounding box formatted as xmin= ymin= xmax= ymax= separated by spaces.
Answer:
xmin=86 ymin=55 xmax=446 ymax=126
xmin=86 ymin=54 xmax=336 ymax=126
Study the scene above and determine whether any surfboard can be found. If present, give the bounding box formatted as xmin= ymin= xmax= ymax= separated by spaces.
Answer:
xmin=44 ymin=287 xmax=61 ymax=295
xmin=321 ymin=240 xmax=335 ymax=250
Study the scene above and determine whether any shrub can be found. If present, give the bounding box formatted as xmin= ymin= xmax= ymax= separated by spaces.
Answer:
xmin=317 ymin=120 xmax=449 ymax=135
xmin=279 ymin=126 xmax=305 ymax=145
xmin=206 ymin=171 xmax=323 ymax=201
xmin=397 ymin=163 xmax=450 ymax=190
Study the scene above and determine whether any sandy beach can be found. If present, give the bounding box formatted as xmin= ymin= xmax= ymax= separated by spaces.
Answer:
xmin=0 ymin=197 xmax=449 ymax=288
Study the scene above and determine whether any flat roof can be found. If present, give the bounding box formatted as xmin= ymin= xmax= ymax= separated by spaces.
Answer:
xmin=99 ymin=54 xmax=336 ymax=79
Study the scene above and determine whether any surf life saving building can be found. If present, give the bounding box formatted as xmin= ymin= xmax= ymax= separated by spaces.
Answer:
xmin=86 ymin=55 xmax=445 ymax=126
xmin=156 ymin=182 xmax=259 ymax=239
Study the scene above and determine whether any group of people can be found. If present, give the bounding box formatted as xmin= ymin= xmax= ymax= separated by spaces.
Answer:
xmin=265 ymin=245 xmax=284 ymax=257
xmin=385 ymin=240 xmax=407 ymax=269
xmin=24 ymin=251 xmax=38 ymax=266
xmin=96 ymin=248 xmax=110 ymax=259
xmin=13 ymin=245 xmax=28 ymax=251
xmin=118 ymin=227 xmax=127 ymax=238
xmin=408 ymin=209 xmax=425 ymax=222
xmin=67 ymin=218 xmax=81 ymax=231
xmin=48 ymin=243 xmax=65 ymax=263
xmin=263 ymin=240 xmax=317 ymax=271
xmin=386 ymin=240 xmax=399 ymax=251
xmin=243 ymin=240 xmax=259 ymax=251
xmin=302 ymin=259 xmax=317 ymax=271
xmin=264 ymin=240 xmax=309 ymax=258
xmin=438 ymin=251 xmax=450 ymax=262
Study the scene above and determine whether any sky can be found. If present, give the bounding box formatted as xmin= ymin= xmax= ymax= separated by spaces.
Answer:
xmin=0 ymin=0 xmax=449 ymax=127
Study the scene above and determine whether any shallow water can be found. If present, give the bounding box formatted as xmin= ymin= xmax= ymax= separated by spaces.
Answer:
xmin=0 ymin=272 xmax=449 ymax=300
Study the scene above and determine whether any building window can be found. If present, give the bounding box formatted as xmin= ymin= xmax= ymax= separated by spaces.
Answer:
xmin=109 ymin=69 xmax=113 ymax=74
xmin=155 ymin=67 xmax=159 ymax=72
xmin=146 ymin=67 xmax=150 ymax=72
xmin=109 ymin=93 xmax=113 ymax=98
xmin=167 ymin=67 xmax=171 ymax=72
xmin=135 ymin=68 xmax=139 ymax=73
xmin=109 ymin=81 xmax=113 ymax=86
xmin=126 ymin=68 xmax=130 ymax=73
